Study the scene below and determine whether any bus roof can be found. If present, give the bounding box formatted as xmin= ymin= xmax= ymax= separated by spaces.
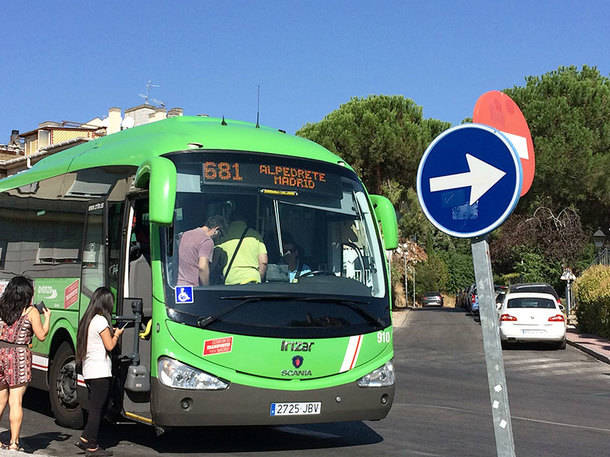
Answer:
xmin=0 ymin=116 xmax=349 ymax=192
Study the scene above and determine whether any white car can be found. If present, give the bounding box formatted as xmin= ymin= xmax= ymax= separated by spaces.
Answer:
xmin=498 ymin=292 xmax=566 ymax=349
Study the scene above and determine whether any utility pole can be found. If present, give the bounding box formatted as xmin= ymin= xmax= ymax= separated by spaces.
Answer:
xmin=404 ymin=254 xmax=408 ymax=307
xmin=412 ymin=266 xmax=416 ymax=307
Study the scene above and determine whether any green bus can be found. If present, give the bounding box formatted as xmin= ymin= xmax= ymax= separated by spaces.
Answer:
xmin=0 ymin=116 xmax=398 ymax=430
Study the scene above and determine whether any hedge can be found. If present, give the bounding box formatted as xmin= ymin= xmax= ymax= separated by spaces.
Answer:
xmin=573 ymin=264 xmax=610 ymax=338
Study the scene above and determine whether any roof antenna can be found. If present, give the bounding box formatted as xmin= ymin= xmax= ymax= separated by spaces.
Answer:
xmin=221 ymin=115 xmax=227 ymax=126
xmin=138 ymin=80 xmax=163 ymax=106
xmin=256 ymin=84 xmax=260 ymax=128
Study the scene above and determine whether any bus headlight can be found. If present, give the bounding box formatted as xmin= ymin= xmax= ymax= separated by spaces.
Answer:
xmin=158 ymin=357 xmax=229 ymax=390
xmin=357 ymin=360 xmax=395 ymax=387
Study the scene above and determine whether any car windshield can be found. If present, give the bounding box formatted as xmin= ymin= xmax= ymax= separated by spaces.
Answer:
xmin=507 ymin=297 xmax=556 ymax=309
xmin=160 ymin=151 xmax=390 ymax=337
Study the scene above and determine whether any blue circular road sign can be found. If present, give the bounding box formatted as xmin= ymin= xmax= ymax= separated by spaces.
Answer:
xmin=416 ymin=124 xmax=522 ymax=238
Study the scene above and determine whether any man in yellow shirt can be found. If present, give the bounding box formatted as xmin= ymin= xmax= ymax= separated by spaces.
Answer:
xmin=218 ymin=220 xmax=268 ymax=285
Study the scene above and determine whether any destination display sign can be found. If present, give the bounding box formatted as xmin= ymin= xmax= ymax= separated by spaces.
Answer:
xmin=202 ymin=154 xmax=341 ymax=195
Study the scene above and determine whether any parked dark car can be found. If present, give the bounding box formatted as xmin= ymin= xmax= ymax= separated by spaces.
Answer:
xmin=508 ymin=283 xmax=559 ymax=301
xmin=422 ymin=291 xmax=443 ymax=307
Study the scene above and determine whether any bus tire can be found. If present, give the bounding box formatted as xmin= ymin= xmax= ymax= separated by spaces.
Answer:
xmin=49 ymin=342 xmax=84 ymax=429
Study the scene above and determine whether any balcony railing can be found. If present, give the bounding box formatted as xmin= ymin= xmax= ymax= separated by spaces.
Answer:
xmin=592 ymin=247 xmax=610 ymax=266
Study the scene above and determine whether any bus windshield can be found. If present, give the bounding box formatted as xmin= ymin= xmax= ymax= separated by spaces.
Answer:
xmin=161 ymin=151 xmax=390 ymax=337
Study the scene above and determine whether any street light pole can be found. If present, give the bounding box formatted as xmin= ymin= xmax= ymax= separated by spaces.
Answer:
xmin=413 ymin=266 xmax=416 ymax=307
xmin=593 ymin=228 xmax=606 ymax=251
xmin=593 ymin=229 xmax=607 ymax=265
xmin=404 ymin=255 xmax=408 ymax=307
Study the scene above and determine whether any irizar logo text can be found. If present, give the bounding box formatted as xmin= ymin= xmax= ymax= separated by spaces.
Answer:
xmin=280 ymin=340 xmax=315 ymax=352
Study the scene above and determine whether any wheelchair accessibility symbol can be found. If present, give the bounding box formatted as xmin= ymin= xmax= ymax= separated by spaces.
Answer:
xmin=175 ymin=286 xmax=194 ymax=304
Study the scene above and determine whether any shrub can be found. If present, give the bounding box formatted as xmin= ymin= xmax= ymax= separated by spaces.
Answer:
xmin=573 ymin=265 xmax=610 ymax=338
xmin=438 ymin=250 xmax=474 ymax=294
xmin=415 ymin=253 xmax=449 ymax=299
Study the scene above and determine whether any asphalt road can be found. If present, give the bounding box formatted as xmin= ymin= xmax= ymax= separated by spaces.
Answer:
xmin=2 ymin=306 xmax=609 ymax=456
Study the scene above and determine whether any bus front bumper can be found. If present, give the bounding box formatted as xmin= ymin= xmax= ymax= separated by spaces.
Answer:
xmin=151 ymin=378 xmax=394 ymax=426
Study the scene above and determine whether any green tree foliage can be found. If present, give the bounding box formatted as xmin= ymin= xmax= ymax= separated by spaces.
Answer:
xmin=505 ymin=65 xmax=610 ymax=231
xmin=414 ymin=252 xmax=449 ymax=298
xmin=297 ymin=95 xmax=450 ymax=195
xmin=438 ymin=250 xmax=475 ymax=294
xmin=512 ymin=246 xmax=562 ymax=291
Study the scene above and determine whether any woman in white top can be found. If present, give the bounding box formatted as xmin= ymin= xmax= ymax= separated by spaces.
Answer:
xmin=75 ymin=287 xmax=124 ymax=457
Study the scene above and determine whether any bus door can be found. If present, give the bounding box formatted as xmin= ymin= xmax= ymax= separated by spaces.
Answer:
xmin=117 ymin=195 xmax=153 ymax=422
xmin=77 ymin=198 xmax=120 ymax=401
xmin=75 ymin=199 xmax=109 ymax=413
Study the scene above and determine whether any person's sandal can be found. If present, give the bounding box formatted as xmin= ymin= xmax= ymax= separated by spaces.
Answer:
xmin=8 ymin=441 xmax=25 ymax=452
xmin=74 ymin=436 xmax=89 ymax=451
xmin=85 ymin=446 xmax=113 ymax=456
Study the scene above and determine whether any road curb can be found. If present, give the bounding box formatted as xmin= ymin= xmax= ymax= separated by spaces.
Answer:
xmin=567 ymin=339 xmax=610 ymax=364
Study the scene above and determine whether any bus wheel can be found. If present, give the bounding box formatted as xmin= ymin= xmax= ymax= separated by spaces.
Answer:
xmin=49 ymin=342 xmax=84 ymax=428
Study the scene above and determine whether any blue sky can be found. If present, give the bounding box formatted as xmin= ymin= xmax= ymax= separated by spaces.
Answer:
xmin=1 ymin=1 xmax=608 ymax=138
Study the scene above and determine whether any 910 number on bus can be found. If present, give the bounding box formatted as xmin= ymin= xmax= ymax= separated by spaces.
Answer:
xmin=203 ymin=161 xmax=243 ymax=182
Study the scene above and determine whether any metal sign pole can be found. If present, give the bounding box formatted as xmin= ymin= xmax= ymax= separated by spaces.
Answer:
xmin=404 ymin=255 xmax=409 ymax=307
xmin=471 ymin=236 xmax=516 ymax=457
xmin=412 ymin=267 xmax=416 ymax=307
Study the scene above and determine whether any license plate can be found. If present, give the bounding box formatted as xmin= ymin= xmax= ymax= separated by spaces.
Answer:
xmin=522 ymin=329 xmax=544 ymax=335
xmin=270 ymin=402 xmax=321 ymax=416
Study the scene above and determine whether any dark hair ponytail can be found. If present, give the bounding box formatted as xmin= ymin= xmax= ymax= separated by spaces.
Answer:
xmin=0 ymin=276 xmax=34 ymax=326
xmin=76 ymin=287 xmax=115 ymax=363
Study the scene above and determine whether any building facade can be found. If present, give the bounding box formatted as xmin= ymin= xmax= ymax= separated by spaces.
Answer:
xmin=0 ymin=105 xmax=184 ymax=178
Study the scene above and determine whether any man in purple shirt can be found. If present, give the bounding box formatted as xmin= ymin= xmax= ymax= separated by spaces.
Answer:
xmin=177 ymin=215 xmax=227 ymax=286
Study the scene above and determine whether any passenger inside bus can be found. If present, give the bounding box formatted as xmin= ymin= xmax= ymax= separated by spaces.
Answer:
xmin=176 ymin=215 xmax=227 ymax=287
xmin=216 ymin=199 xmax=268 ymax=285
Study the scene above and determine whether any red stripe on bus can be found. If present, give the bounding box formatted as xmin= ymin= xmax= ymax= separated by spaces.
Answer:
xmin=349 ymin=335 xmax=362 ymax=369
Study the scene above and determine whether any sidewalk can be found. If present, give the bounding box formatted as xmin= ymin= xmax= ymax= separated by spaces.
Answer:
xmin=566 ymin=326 xmax=610 ymax=364
xmin=392 ymin=307 xmax=410 ymax=328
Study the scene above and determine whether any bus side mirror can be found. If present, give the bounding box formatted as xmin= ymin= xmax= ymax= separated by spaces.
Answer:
xmin=135 ymin=157 xmax=177 ymax=225
xmin=369 ymin=194 xmax=398 ymax=250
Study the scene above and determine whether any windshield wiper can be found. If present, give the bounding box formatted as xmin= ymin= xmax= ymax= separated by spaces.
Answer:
xmin=175 ymin=294 xmax=385 ymax=330
xmin=302 ymin=297 xmax=386 ymax=329
xmin=197 ymin=295 xmax=301 ymax=328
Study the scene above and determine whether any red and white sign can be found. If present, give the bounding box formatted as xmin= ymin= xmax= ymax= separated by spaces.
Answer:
xmin=473 ymin=90 xmax=535 ymax=196
xmin=64 ymin=280 xmax=79 ymax=309
xmin=203 ymin=337 xmax=233 ymax=356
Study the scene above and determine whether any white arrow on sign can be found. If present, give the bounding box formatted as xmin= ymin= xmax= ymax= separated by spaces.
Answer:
xmin=429 ymin=154 xmax=506 ymax=205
